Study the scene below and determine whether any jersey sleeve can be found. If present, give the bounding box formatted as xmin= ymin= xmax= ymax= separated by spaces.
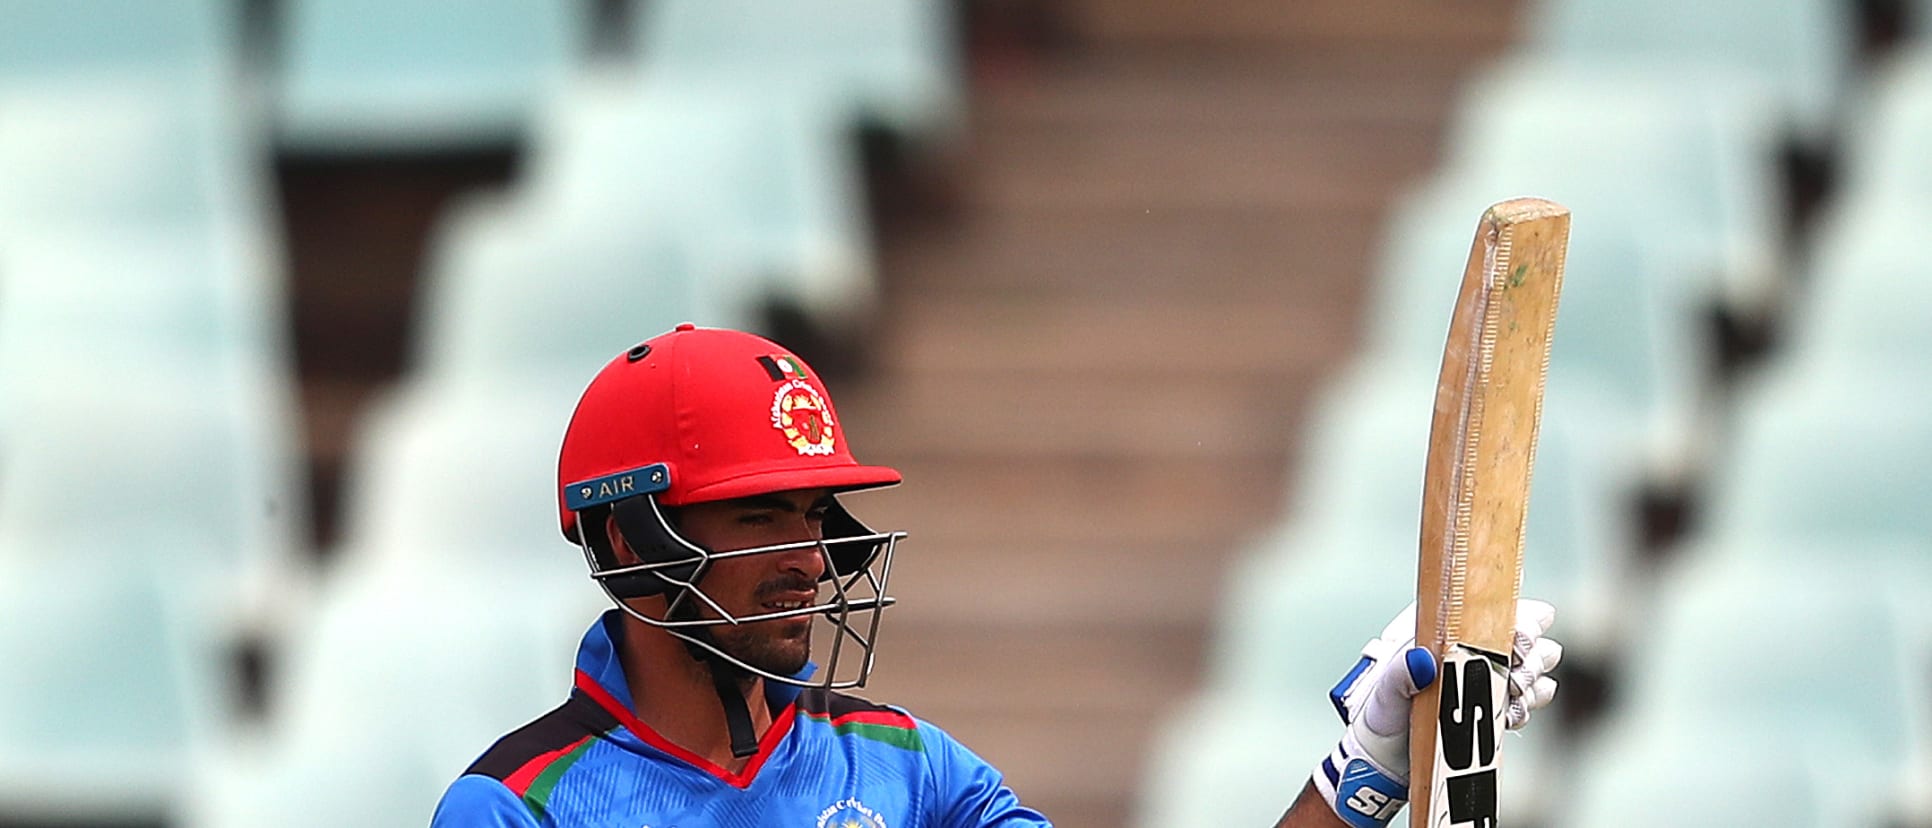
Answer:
xmin=918 ymin=717 xmax=1054 ymax=828
xmin=430 ymin=774 xmax=541 ymax=827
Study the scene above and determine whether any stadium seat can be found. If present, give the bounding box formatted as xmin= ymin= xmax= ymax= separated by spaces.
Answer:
xmin=1523 ymin=0 xmax=1856 ymax=144
xmin=330 ymin=383 xmax=588 ymax=572
xmin=634 ymin=0 xmax=963 ymax=142
xmin=0 ymin=0 xmax=238 ymax=80
xmin=275 ymin=0 xmax=590 ymax=151
xmin=1838 ymin=47 xmax=1932 ymax=208
xmin=410 ymin=193 xmax=745 ymax=395
xmin=1207 ymin=532 xmax=1421 ymax=700
xmin=1701 ymin=363 xmax=1932 ymax=542
xmin=0 ymin=365 xmax=309 ymax=629
xmin=1439 ymin=58 xmax=1787 ymax=322
xmin=511 ymin=72 xmax=876 ymax=329
xmin=1365 ymin=176 xmax=1716 ymax=483
xmin=1562 ymin=720 xmax=1842 ymax=828
xmin=183 ymin=570 xmax=605 ymax=828
xmin=1134 ymin=689 xmax=1355 ymax=828
xmin=1600 ymin=555 xmax=1930 ymax=825
xmin=1228 ymin=363 xmax=1634 ymax=666
xmin=0 ymin=557 xmax=230 ymax=822
xmin=0 ymin=78 xmax=268 ymax=230
xmin=0 ymin=222 xmax=289 ymax=366
xmin=1783 ymin=202 xmax=1932 ymax=375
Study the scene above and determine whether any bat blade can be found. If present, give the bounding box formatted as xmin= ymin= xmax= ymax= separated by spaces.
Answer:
xmin=1408 ymin=198 xmax=1568 ymax=828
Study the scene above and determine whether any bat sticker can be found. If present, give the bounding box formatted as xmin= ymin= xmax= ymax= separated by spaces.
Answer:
xmin=1428 ymin=644 xmax=1508 ymax=828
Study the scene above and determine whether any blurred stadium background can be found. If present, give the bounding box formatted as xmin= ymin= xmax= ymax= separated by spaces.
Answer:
xmin=0 ymin=0 xmax=1929 ymax=826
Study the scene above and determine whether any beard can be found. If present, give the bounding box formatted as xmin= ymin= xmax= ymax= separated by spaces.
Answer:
xmin=709 ymin=616 xmax=813 ymax=678
xmin=685 ymin=571 xmax=819 ymax=678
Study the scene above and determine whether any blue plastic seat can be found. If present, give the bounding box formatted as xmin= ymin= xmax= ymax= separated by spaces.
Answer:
xmin=512 ymin=73 xmax=876 ymax=329
xmin=411 ymin=193 xmax=742 ymax=396
xmin=1839 ymin=47 xmax=1932 ymax=210
xmin=1563 ymin=720 xmax=1840 ymax=828
xmin=1225 ymin=363 xmax=1633 ymax=668
xmin=0 ymin=558 xmax=230 ymax=822
xmin=1524 ymin=0 xmax=1856 ymax=144
xmin=1366 ymin=176 xmax=1716 ymax=484
xmin=0 ymin=78 xmax=267 ymax=230
xmin=0 ymin=367 xmax=309 ymax=632
xmin=1134 ymin=689 xmax=1359 ymax=828
xmin=1595 ymin=555 xmax=1931 ymax=825
xmin=183 ymin=571 xmax=605 ymax=828
xmin=1702 ymin=363 xmax=1932 ymax=542
xmin=635 ymin=0 xmax=963 ymax=142
xmin=275 ymin=0 xmax=590 ymax=151
xmin=330 ymin=384 xmax=590 ymax=571
xmin=1785 ymin=203 xmax=1932 ymax=376
xmin=0 ymin=0 xmax=238 ymax=80
xmin=0 ymin=222 xmax=288 ymax=367
xmin=1439 ymin=58 xmax=1787 ymax=323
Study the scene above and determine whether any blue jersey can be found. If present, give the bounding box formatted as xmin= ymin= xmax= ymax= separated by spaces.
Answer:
xmin=432 ymin=611 xmax=1052 ymax=827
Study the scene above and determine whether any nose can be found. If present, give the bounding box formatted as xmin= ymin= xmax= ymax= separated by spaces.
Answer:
xmin=773 ymin=536 xmax=828 ymax=582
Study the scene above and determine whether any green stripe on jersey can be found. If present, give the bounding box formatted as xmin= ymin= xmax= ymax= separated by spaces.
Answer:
xmin=802 ymin=712 xmax=925 ymax=753
xmin=523 ymin=736 xmax=598 ymax=820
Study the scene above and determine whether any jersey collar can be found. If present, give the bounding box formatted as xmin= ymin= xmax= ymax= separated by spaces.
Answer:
xmin=569 ymin=610 xmax=813 ymax=788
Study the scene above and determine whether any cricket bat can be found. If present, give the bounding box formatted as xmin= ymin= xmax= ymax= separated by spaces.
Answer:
xmin=1407 ymin=198 xmax=1568 ymax=828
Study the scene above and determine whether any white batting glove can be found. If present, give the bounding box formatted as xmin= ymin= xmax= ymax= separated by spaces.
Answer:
xmin=1310 ymin=600 xmax=1561 ymax=827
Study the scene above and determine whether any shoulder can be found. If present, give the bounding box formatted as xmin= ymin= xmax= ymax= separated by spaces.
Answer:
xmin=795 ymin=688 xmax=926 ymax=752
xmin=451 ymin=695 xmax=619 ymax=824
xmin=464 ymin=695 xmax=618 ymax=784
xmin=432 ymin=775 xmax=540 ymax=827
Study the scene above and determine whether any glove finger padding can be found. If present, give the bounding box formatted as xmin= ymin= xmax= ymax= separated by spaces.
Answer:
xmin=1505 ymin=601 xmax=1562 ymax=730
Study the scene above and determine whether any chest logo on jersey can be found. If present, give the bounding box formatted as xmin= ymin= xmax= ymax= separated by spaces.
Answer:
xmin=815 ymin=797 xmax=887 ymax=828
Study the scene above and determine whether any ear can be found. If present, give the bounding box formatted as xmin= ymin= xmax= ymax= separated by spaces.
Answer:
xmin=604 ymin=511 xmax=640 ymax=566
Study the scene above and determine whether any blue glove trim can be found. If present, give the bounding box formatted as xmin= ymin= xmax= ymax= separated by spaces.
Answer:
xmin=1404 ymin=647 xmax=1438 ymax=691
xmin=1328 ymin=656 xmax=1374 ymax=721
xmin=1334 ymin=757 xmax=1408 ymax=827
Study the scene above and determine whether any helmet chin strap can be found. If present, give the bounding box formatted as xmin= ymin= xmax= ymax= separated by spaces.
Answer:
xmin=707 ymin=652 xmax=762 ymax=759
xmin=667 ymin=593 xmax=763 ymax=759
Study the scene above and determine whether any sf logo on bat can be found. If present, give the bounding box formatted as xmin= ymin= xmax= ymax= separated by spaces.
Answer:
xmin=1434 ymin=646 xmax=1507 ymax=828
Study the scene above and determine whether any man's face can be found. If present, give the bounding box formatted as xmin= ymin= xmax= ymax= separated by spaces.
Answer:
xmin=671 ymin=488 xmax=834 ymax=677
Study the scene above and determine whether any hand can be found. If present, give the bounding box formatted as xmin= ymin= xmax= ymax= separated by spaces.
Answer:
xmin=1310 ymin=600 xmax=1561 ymax=827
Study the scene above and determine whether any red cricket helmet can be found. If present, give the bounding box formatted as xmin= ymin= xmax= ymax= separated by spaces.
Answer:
xmin=557 ymin=323 xmax=901 ymax=541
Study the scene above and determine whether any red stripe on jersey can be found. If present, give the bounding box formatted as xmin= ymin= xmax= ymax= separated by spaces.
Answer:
xmin=824 ymin=709 xmax=917 ymax=730
xmin=502 ymin=734 xmax=595 ymax=797
xmin=572 ymin=668 xmax=796 ymax=789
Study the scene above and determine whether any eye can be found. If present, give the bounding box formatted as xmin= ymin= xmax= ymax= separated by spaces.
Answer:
xmin=806 ymin=506 xmax=830 ymax=524
xmin=737 ymin=512 xmax=776 ymax=527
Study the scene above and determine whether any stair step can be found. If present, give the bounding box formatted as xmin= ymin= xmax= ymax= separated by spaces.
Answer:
xmin=853 ymin=455 xmax=1288 ymax=546
xmin=878 ymin=298 xmax=1360 ymax=381
xmin=838 ymin=374 xmax=1300 ymax=460
xmin=882 ymin=204 xmax=1383 ymax=306
xmin=980 ymin=51 xmax=1469 ymax=130
xmin=966 ymin=120 xmax=1441 ymax=211
xmin=877 ymin=538 xmax=1242 ymax=629
xmin=1060 ymin=0 xmax=1523 ymax=49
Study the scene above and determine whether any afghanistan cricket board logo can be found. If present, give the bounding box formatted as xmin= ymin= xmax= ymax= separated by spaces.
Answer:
xmin=814 ymin=798 xmax=886 ymax=828
xmin=772 ymin=379 xmax=837 ymax=456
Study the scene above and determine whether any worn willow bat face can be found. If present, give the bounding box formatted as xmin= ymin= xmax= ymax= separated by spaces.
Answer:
xmin=1408 ymin=198 xmax=1568 ymax=828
